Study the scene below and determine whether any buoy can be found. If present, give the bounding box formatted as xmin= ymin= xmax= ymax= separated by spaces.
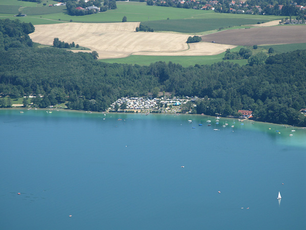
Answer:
xmin=69 ymin=215 xmax=72 ymax=218
xmin=218 ymin=191 xmax=221 ymax=194
xmin=247 ymin=207 xmax=249 ymax=209
xmin=17 ymin=192 xmax=21 ymax=195
xmin=181 ymin=166 xmax=184 ymax=168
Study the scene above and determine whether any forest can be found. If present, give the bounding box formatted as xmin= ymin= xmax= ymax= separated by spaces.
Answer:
xmin=0 ymin=19 xmax=306 ymax=126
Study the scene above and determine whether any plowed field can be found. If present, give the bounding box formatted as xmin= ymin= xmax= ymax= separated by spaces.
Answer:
xmin=201 ymin=25 xmax=306 ymax=46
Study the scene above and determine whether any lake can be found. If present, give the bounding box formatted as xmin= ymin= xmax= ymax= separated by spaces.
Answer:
xmin=0 ymin=109 xmax=305 ymax=230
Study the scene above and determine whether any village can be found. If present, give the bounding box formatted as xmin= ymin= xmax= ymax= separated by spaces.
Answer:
xmin=109 ymin=96 xmax=197 ymax=114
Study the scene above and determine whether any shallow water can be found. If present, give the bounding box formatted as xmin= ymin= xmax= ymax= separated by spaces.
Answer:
xmin=0 ymin=110 xmax=305 ymax=230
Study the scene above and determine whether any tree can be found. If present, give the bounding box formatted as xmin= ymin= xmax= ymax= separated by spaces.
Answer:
xmin=6 ymin=97 xmax=12 ymax=108
xmin=114 ymin=103 xmax=119 ymax=111
xmin=120 ymin=102 xmax=127 ymax=110
xmin=268 ymin=47 xmax=274 ymax=54
xmin=122 ymin=16 xmax=127 ymax=22
xmin=248 ymin=52 xmax=267 ymax=66
xmin=53 ymin=38 xmax=60 ymax=47
xmin=92 ymin=51 xmax=99 ymax=59
xmin=253 ymin=45 xmax=258 ymax=49
xmin=23 ymin=97 xmax=29 ymax=107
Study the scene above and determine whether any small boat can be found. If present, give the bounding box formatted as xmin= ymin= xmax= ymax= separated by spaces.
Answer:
xmin=198 ymin=124 xmax=203 ymax=126
xmin=188 ymin=120 xmax=192 ymax=123
xmin=207 ymin=120 xmax=211 ymax=123
xmin=277 ymin=191 xmax=282 ymax=200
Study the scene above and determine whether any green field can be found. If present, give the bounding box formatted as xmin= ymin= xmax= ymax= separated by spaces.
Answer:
xmin=1 ymin=2 xmax=281 ymax=26
xmin=0 ymin=0 xmax=58 ymax=7
xmin=260 ymin=43 xmax=306 ymax=53
xmin=100 ymin=47 xmax=248 ymax=67
xmin=0 ymin=5 xmax=20 ymax=14
xmin=22 ymin=5 xmax=66 ymax=15
xmin=142 ymin=18 xmax=273 ymax=33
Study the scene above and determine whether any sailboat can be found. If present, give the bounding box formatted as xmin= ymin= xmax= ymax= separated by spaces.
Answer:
xmin=277 ymin=191 xmax=282 ymax=200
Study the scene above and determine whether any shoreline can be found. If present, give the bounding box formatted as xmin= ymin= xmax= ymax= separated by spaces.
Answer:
xmin=1 ymin=107 xmax=305 ymax=129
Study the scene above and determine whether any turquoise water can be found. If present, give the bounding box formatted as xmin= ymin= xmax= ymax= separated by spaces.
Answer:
xmin=0 ymin=109 xmax=305 ymax=230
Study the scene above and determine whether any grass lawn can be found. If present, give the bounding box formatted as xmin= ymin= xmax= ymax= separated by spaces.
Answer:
xmin=11 ymin=97 xmax=24 ymax=104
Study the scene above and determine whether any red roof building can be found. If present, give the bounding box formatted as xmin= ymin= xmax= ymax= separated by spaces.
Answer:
xmin=238 ymin=110 xmax=252 ymax=117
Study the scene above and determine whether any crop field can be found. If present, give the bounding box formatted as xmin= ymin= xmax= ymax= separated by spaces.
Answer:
xmin=2 ymin=1 xmax=303 ymax=66
xmin=101 ymin=51 xmax=248 ymax=67
xmin=260 ymin=43 xmax=306 ymax=53
xmin=1 ymin=2 xmax=281 ymax=26
xmin=30 ymin=22 xmax=236 ymax=59
xmin=0 ymin=5 xmax=20 ymax=14
xmin=201 ymin=25 xmax=306 ymax=46
xmin=0 ymin=0 xmax=58 ymax=6
xmin=141 ymin=18 xmax=273 ymax=33
xmin=22 ymin=6 xmax=66 ymax=15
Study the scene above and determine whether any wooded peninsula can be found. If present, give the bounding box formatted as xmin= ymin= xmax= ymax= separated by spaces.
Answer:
xmin=0 ymin=19 xmax=306 ymax=126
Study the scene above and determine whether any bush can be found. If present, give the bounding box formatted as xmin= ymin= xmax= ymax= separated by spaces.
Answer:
xmin=268 ymin=47 xmax=275 ymax=54
xmin=122 ymin=16 xmax=127 ymax=22
xmin=253 ymin=45 xmax=258 ymax=49
xmin=136 ymin=23 xmax=154 ymax=32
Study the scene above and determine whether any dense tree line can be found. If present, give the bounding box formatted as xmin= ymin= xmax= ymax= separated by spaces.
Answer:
xmin=0 ymin=19 xmax=306 ymax=126
xmin=0 ymin=19 xmax=34 ymax=50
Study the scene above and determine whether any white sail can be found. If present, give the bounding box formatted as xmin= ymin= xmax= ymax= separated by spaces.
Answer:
xmin=277 ymin=191 xmax=282 ymax=200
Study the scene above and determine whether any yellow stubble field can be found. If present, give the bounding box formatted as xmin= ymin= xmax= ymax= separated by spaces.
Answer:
xmin=30 ymin=22 xmax=236 ymax=59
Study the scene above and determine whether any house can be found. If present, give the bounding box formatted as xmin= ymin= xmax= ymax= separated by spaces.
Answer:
xmin=76 ymin=7 xmax=85 ymax=10
xmin=86 ymin=5 xmax=100 ymax=11
xmin=238 ymin=110 xmax=252 ymax=117
xmin=300 ymin=108 xmax=306 ymax=114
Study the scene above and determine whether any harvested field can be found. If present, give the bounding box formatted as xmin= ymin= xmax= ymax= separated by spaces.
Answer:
xmin=30 ymin=22 xmax=236 ymax=59
xmin=201 ymin=25 xmax=306 ymax=46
